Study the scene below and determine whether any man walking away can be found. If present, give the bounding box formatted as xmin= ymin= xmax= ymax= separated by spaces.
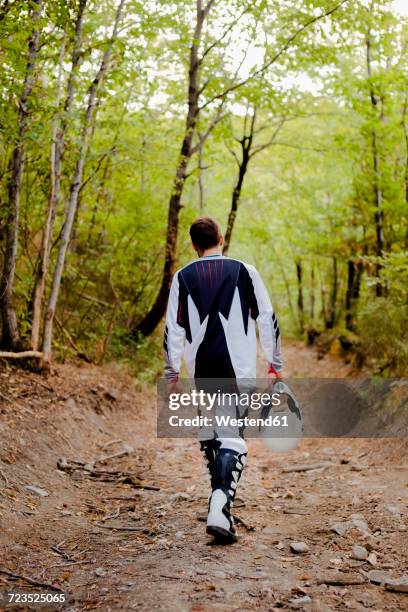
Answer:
xmin=164 ymin=217 xmax=283 ymax=542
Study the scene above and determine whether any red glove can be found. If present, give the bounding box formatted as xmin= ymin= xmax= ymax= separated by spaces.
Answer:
xmin=268 ymin=364 xmax=282 ymax=379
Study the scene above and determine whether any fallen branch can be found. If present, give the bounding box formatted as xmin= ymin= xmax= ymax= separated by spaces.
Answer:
xmin=99 ymin=438 xmax=123 ymax=449
xmin=234 ymin=515 xmax=255 ymax=531
xmin=234 ymin=574 xmax=265 ymax=581
xmin=106 ymin=495 xmax=141 ymax=501
xmin=57 ymin=456 xmax=159 ymax=489
xmin=94 ymin=446 xmax=133 ymax=465
xmin=159 ymin=574 xmax=197 ymax=583
xmin=317 ymin=574 xmax=366 ymax=586
xmin=94 ymin=522 xmax=145 ymax=532
xmin=0 ymin=568 xmax=64 ymax=592
xmin=159 ymin=574 xmax=183 ymax=580
xmin=51 ymin=545 xmax=73 ymax=561
xmin=282 ymin=462 xmax=331 ymax=473
xmin=0 ymin=350 xmax=42 ymax=359
xmin=51 ymin=559 xmax=92 ymax=567
xmin=101 ymin=506 xmax=121 ymax=522
xmin=57 ymin=457 xmax=85 ymax=471
xmin=85 ymin=468 xmax=126 ymax=476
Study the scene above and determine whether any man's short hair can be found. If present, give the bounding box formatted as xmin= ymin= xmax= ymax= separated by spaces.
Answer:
xmin=189 ymin=217 xmax=221 ymax=250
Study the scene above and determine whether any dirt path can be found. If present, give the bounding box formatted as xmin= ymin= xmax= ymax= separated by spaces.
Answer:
xmin=0 ymin=341 xmax=407 ymax=611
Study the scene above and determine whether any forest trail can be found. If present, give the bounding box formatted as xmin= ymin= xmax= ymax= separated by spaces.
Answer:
xmin=0 ymin=341 xmax=407 ymax=611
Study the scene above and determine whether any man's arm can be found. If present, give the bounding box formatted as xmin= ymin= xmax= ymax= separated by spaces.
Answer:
xmin=246 ymin=265 xmax=283 ymax=375
xmin=164 ymin=272 xmax=186 ymax=381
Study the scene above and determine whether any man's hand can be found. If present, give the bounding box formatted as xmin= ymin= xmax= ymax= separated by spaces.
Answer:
xmin=166 ymin=378 xmax=183 ymax=396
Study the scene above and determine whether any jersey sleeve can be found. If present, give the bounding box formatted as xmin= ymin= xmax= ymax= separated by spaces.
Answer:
xmin=164 ymin=272 xmax=186 ymax=381
xmin=246 ymin=265 xmax=283 ymax=373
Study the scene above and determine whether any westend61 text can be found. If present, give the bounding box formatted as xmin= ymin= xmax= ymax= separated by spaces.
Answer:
xmin=168 ymin=414 xmax=289 ymax=428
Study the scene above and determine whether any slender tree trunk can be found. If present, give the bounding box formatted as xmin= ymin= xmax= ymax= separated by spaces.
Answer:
xmin=318 ymin=262 xmax=329 ymax=329
xmin=42 ymin=0 xmax=125 ymax=363
xmin=331 ymin=256 xmax=338 ymax=326
xmin=270 ymin=243 xmax=296 ymax=328
xmin=223 ymin=109 xmax=287 ymax=255
xmin=326 ymin=256 xmax=338 ymax=329
xmin=222 ymin=107 xmax=257 ymax=255
xmin=402 ymin=90 xmax=408 ymax=247
xmin=30 ymin=34 xmax=66 ymax=350
xmin=198 ymin=139 xmax=205 ymax=212
xmin=223 ymin=146 xmax=250 ymax=255
xmin=371 ymin=128 xmax=385 ymax=261
xmin=135 ymin=0 xmax=211 ymax=337
xmin=354 ymin=261 xmax=363 ymax=307
xmin=345 ymin=259 xmax=363 ymax=331
xmin=366 ymin=10 xmax=385 ymax=296
xmin=295 ymin=257 xmax=304 ymax=336
xmin=30 ymin=0 xmax=88 ymax=350
xmin=345 ymin=259 xmax=355 ymax=331
xmin=309 ymin=262 xmax=315 ymax=323
xmin=0 ymin=0 xmax=42 ymax=350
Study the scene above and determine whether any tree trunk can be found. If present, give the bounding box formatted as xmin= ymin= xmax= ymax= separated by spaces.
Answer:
xmin=345 ymin=259 xmax=355 ymax=331
xmin=326 ymin=256 xmax=338 ymax=330
xmin=197 ymin=134 xmax=205 ymax=211
xmin=295 ymin=257 xmax=304 ymax=336
xmin=30 ymin=34 xmax=66 ymax=350
xmin=222 ymin=107 xmax=257 ymax=255
xmin=134 ymin=1 xmax=210 ymax=337
xmin=345 ymin=259 xmax=363 ymax=331
xmin=366 ymin=10 xmax=385 ymax=296
xmin=309 ymin=263 xmax=315 ymax=323
xmin=223 ymin=109 xmax=287 ymax=255
xmin=271 ymin=243 xmax=296 ymax=328
xmin=31 ymin=0 xmax=88 ymax=350
xmin=318 ymin=262 xmax=329 ymax=329
xmin=223 ymin=146 xmax=250 ymax=255
xmin=371 ymin=126 xmax=385 ymax=294
xmin=0 ymin=0 xmax=42 ymax=350
xmin=42 ymin=0 xmax=125 ymax=363
xmin=402 ymin=90 xmax=408 ymax=247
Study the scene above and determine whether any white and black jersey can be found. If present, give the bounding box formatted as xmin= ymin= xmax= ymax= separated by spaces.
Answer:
xmin=164 ymin=254 xmax=282 ymax=381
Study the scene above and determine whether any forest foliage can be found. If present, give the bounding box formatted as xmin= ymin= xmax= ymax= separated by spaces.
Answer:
xmin=0 ymin=0 xmax=407 ymax=377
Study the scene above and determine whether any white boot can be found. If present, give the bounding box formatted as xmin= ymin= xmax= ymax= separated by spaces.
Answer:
xmin=207 ymin=489 xmax=236 ymax=540
xmin=206 ymin=448 xmax=247 ymax=543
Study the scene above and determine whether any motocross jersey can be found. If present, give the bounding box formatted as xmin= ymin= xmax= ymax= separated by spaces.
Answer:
xmin=164 ymin=254 xmax=282 ymax=381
